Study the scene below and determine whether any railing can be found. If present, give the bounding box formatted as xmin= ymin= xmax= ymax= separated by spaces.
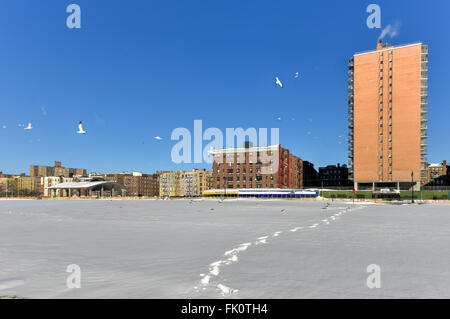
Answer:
xmin=422 ymin=186 xmax=450 ymax=191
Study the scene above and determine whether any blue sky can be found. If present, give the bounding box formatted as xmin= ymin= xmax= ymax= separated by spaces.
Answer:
xmin=1 ymin=0 xmax=449 ymax=174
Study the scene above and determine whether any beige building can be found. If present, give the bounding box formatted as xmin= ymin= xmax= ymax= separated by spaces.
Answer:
xmin=0 ymin=177 xmax=18 ymax=197
xmin=349 ymin=41 xmax=428 ymax=191
xmin=40 ymin=176 xmax=74 ymax=197
xmin=16 ymin=176 xmax=42 ymax=196
xmin=423 ymin=161 xmax=449 ymax=186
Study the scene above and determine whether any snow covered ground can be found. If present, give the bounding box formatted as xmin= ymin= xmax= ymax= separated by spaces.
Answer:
xmin=1 ymin=199 xmax=450 ymax=299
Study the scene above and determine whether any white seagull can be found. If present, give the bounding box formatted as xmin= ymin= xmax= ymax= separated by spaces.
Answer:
xmin=24 ymin=122 xmax=32 ymax=130
xmin=294 ymin=72 xmax=299 ymax=78
xmin=275 ymin=76 xmax=283 ymax=88
xmin=155 ymin=136 xmax=163 ymax=140
xmin=77 ymin=121 xmax=86 ymax=134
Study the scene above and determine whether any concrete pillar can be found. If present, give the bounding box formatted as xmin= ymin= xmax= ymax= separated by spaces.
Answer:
xmin=101 ymin=186 xmax=104 ymax=197
xmin=112 ymin=187 xmax=114 ymax=198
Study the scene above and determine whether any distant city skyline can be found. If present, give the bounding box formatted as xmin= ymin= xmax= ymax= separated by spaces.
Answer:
xmin=1 ymin=0 xmax=449 ymax=175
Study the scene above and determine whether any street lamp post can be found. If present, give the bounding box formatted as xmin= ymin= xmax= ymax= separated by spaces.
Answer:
xmin=411 ymin=171 xmax=415 ymax=204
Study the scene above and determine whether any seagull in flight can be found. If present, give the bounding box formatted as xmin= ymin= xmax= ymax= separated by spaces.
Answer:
xmin=77 ymin=121 xmax=86 ymax=134
xmin=155 ymin=136 xmax=163 ymax=140
xmin=275 ymin=76 xmax=283 ymax=88
xmin=24 ymin=122 xmax=32 ymax=130
xmin=294 ymin=72 xmax=299 ymax=78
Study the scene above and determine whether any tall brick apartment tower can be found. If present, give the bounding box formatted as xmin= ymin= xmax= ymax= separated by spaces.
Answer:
xmin=348 ymin=41 xmax=428 ymax=191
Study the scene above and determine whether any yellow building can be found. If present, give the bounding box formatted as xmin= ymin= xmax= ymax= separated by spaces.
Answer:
xmin=159 ymin=169 xmax=213 ymax=198
xmin=159 ymin=171 xmax=182 ymax=197
xmin=196 ymin=169 xmax=213 ymax=196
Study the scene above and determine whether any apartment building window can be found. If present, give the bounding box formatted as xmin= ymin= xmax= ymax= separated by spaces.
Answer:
xmin=379 ymin=116 xmax=383 ymax=120
xmin=379 ymin=124 xmax=383 ymax=128
xmin=270 ymin=176 xmax=274 ymax=180
xmin=227 ymin=169 xmax=233 ymax=174
xmin=380 ymin=76 xmax=383 ymax=80
xmin=236 ymin=169 xmax=240 ymax=173
xmin=249 ymin=168 xmax=253 ymax=173
xmin=380 ymin=61 xmax=383 ymax=64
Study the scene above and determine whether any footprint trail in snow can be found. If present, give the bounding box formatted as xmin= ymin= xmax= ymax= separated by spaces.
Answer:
xmin=195 ymin=204 xmax=366 ymax=297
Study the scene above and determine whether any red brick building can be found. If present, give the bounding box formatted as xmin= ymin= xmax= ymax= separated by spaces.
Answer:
xmin=211 ymin=144 xmax=315 ymax=189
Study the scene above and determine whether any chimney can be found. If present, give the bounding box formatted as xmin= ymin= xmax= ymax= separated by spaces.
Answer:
xmin=376 ymin=39 xmax=383 ymax=50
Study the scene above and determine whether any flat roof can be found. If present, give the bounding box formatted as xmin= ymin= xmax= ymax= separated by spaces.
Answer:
xmin=48 ymin=181 xmax=126 ymax=190
xmin=209 ymin=144 xmax=280 ymax=155
xmin=354 ymin=42 xmax=423 ymax=56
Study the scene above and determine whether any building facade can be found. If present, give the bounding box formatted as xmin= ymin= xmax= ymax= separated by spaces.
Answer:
xmin=105 ymin=172 xmax=159 ymax=197
xmin=30 ymin=161 xmax=87 ymax=178
xmin=349 ymin=41 xmax=428 ymax=191
xmin=16 ymin=176 xmax=42 ymax=196
xmin=318 ymin=164 xmax=351 ymax=187
xmin=159 ymin=169 xmax=213 ymax=197
xmin=159 ymin=171 xmax=182 ymax=197
xmin=423 ymin=161 xmax=449 ymax=186
xmin=211 ymin=144 xmax=311 ymax=190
